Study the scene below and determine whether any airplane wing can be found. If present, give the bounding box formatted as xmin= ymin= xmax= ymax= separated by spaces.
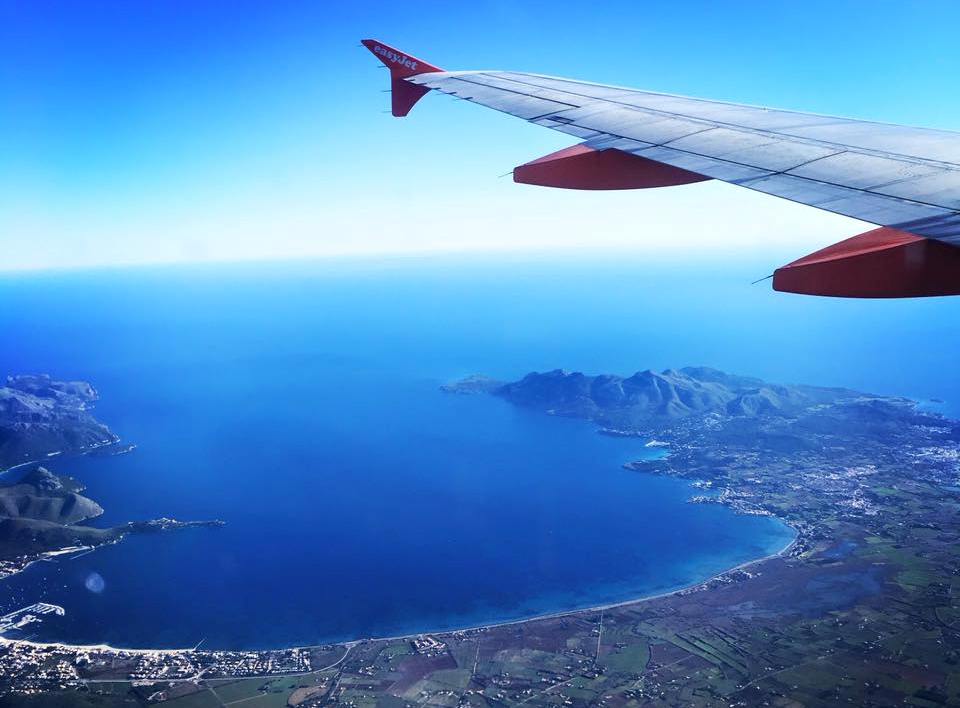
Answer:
xmin=361 ymin=39 xmax=960 ymax=298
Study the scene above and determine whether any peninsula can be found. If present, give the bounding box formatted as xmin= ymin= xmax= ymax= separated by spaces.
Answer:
xmin=0 ymin=375 xmax=223 ymax=580
xmin=0 ymin=374 xmax=117 ymax=468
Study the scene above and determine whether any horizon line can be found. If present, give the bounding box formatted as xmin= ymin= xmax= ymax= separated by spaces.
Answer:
xmin=0 ymin=242 xmax=799 ymax=277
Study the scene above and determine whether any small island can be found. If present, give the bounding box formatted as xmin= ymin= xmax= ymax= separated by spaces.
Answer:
xmin=0 ymin=375 xmax=224 ymax=580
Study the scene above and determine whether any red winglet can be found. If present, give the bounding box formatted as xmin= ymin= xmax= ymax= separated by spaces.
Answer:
xmin=361 ymin=39 xmax=443 ymax=117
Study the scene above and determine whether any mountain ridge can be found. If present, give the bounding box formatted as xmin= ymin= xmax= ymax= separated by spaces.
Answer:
xmin=0 ymin=374 xmax=117 ymax=470
xmin=446 ymin=366 xmax=863 ymax=426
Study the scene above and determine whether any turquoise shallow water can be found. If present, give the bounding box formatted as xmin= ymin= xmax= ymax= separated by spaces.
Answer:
xmin=0 ymin=254 xmax=953 ymax=649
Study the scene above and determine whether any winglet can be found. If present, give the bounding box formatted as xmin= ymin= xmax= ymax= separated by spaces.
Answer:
xmin=361 ymin=39 xmax=444 ymax=117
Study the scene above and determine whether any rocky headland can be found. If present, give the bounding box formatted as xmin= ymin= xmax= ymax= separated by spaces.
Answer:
xmin=0 ymin=375 xmax=223 ymax=579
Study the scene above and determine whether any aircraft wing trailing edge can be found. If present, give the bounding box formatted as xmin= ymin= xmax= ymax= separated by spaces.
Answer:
xmin=361 ymin=39 xmax=960 ymax=298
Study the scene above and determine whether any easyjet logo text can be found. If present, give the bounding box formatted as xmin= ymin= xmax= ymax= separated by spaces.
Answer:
xmin=374 ymin=45 xmax=418 ymax=72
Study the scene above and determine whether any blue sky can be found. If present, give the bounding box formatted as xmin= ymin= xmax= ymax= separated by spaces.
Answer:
xmin=4 ymin=0 xmax=960 ymax=271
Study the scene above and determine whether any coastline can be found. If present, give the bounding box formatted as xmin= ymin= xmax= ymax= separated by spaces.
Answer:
xmin=0 ymin=539 xmax=120 ymax=582
xmin=0 ymin=441 xmax=158 ymax=583
xmin=0 ymin=520 xmax=799 ymax=656
xmin=0 ymin=423 xmax=799 ymax=655
xmin=363 ymin=521 xmax=798 ymax=645
xmin=0 ymin=438 xmax=123 ymax=481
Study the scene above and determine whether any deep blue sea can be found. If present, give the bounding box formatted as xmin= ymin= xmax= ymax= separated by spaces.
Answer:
xmin=0 ymin=253 xmax=957 ymax=649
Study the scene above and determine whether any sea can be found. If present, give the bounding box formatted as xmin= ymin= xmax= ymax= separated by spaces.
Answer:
xmin=0 ymin=252 xmax=956 ymax=650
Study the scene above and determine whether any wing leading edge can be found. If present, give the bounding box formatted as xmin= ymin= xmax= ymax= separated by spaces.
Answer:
xmin=361 ymin=39 xmax=960 ymax=298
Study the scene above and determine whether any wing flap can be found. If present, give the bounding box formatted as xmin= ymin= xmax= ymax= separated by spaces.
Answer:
xmin=786 ymin=152 xmax=942 ymax=190
xmin=669 ymin=129 xmax=843 ymax=173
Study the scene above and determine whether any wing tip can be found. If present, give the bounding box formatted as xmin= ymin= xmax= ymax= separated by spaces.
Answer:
xmin=360 ymin=39 xmax=443 ymax=78
xmin=361 ymin=39 xmax=444 ymax=117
